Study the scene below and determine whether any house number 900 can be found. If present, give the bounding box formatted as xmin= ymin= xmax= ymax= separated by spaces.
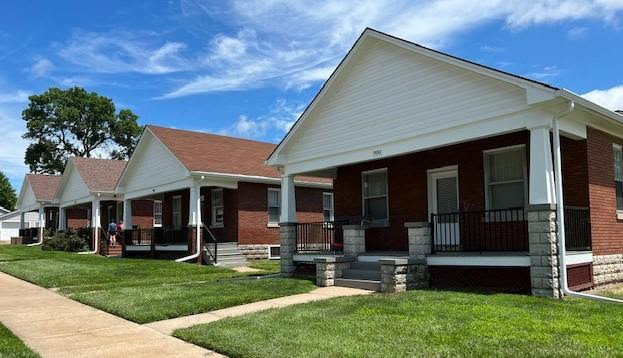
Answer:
xmin=372 ymin=150 xmax=382 ymax=157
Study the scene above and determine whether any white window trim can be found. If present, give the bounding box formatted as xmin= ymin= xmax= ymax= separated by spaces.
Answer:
xmin=267 ymin=188 xmax=281 ymax=227
xmin=483 ymin=145 xmax=528 ymax=211
xmin=210 ymin=188 xmax=224 ymax=228
xmin=361 ymin=168 xmax=389 ymax=223
xmin=268 ymin=245 xmax=281 ymax=259
xmin=613 ymin=144 xmax=623 ymax=219
xmin=153 ymin=200 xmax=163 ymax=228
xmin=172 ymin=195 xmax=182 ymax=230
xmin=323 ymin=192 xmax=335 ymax=222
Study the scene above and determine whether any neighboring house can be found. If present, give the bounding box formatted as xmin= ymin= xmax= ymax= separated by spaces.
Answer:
xmin=15 ymin=174 xmax=62 ymax=243
xmin=54 ymin=157 xmax=153 ymax=254
xmin=0 ymin=210 xmax=38 ymax=242
xmin=0 ymin=206 xmax=10 ymax=215
xmin=115 ymin=125 xmax=332 ymax=264
xmin=267 ymin=28 xmax=623 ymax=297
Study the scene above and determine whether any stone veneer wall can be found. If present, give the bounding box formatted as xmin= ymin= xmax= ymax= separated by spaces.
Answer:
xmin=592 ymin=254 xmax=623 ymax=286
xmin=528 ymin=204 xmax=561 ymax=298
xmin=238 ymin=244 xmax=271 ymax=260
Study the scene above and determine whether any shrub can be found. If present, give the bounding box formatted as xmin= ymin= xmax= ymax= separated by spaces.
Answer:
xmin=42 ymin=229 xmax=89 ymax=252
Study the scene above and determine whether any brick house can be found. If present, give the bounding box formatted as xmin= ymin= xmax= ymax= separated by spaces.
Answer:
xmin=115 ymin=125 xmax=331 ymax=265
xmin=267 ymin=28 xmax=623 ymax=297
xmin=15 ymin=174 xmax=62 ymax=243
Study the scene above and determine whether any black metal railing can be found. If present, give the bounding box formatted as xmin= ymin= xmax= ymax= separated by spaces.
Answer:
xmin=564 ymin=207 xmax=592 ymax=251
xmin=202 ymin=223 xmax=218 ymax=264
xmin=19 ymin=227 xmax=39 ymax=239
xmin=431 ymin=207 xmax=528 ymax=253
xmin=125 ymin=227 xmax=189 ymax=246
xmin=295 ymin=220 xmax=348 ymax=253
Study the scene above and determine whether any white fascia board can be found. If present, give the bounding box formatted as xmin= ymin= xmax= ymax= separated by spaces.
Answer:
xmin=189 ymin=171 xmax=332 ymax=189
xmin=59 ymin=194 xmax=95 ymax=208
xmin=123 ymin=178 xmax=195 ymax=200
xmin=283 ymin=107 xmax=546 ymax=175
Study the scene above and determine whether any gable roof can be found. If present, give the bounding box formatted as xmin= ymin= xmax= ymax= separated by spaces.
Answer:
xmin=267 ymin=27 xmax=623 ymax=165
xmin=147 ymin=125 xmax=330 ymax=184
xmin=69 ymin=157 xmax=127 ymax=192
xmin=26 ymin=174 xmax=62 ymax=201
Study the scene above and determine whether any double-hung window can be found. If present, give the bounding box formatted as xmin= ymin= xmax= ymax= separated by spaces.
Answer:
xmin=211 ymin=188 xmax=224 ymax=227
xmin=268 ymin=188 xmax=281 ymax=225
xmin=362 ymin=169 xmax=388 ymax=222
xmin=484 ymin=146 xmax=527 ymax=210
xmin=172 ymin=195 xmax=182 ymax=230
xmin=614 ymin=145 xmax=623 ymax=212
xmin=153 ymin=200 xmax=163 ymax=227
xmin=323 ymin=192 xmax=334 ymax=222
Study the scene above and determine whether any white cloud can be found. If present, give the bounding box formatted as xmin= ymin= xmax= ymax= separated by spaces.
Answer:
xmin=219 ymin=99 xmax=304 ymax=140
xmin=58 ymin=29 xmax=189 ymax=75
xmin=567 ymin=26 xmax=589 ymax=39
xmin=582 ymin=85 xmax=623 ymax=111
xmin=30 ymin=58 xmax=54 ymax=77
xmin=162 ymin=0 xmax=623 ymax=98
xmin=527 ymin=65 xmax=563 ymax=80
xmin=0 ymin=90 xmax=31 ymax=104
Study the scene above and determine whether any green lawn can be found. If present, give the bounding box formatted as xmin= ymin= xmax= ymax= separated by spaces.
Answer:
xmin=0 ymin=322 xmax=39 ymax=358
xmin=247 ymin=259 xmax=280 ymax=273
xmin=175 ymin=290 xmax=623 ymax=357
xmin=0 ymin=246 xmax=314 ymax=323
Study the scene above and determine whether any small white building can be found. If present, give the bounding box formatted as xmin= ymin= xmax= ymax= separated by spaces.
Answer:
xmin=0 ymin=210 xmax=38 ymax=243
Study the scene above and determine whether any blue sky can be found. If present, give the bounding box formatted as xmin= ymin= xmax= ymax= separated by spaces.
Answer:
xmin=1 ymin=0 xmax=623 ymax=191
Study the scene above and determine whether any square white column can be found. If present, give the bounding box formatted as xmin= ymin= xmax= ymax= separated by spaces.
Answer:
xmin=280 ymin=174 xmax=297 ymax=223
xmin=123 ymin=199 xmax=133 ymax=229
xmin=529 ymin=125 xmax=556 ymax=205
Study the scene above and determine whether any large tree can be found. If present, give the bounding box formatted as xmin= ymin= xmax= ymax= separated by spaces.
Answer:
xmin=0 ymin=172 xmax=17 ymax=211
xmin=22 ymin=87 xmax=142 ymax=174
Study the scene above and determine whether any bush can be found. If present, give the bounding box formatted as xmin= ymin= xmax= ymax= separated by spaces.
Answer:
xmin=42 ymin=229 xmax=89 ymax=252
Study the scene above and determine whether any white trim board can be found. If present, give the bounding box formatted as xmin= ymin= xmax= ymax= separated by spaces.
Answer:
xmin=565 ymin=251 xmax=593 ymax=265
xmin=426 ymin=255 xmax=530 ymax=267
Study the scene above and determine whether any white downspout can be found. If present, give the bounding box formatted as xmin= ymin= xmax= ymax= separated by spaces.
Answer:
xmin=553 ymin=100 xmax=623 ymax=303
xmin=80 ymin=195 xmax=101 ymax=255
xmin=176 ymin=182 xmax=202 ymax=263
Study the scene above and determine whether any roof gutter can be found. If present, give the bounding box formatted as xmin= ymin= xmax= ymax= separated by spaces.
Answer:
xmin=553 ymin=100 xmax=623 ymax=303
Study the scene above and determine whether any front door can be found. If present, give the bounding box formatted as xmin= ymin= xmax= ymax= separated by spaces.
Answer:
xmin=428 ymin=167 xmax=460 ymax=248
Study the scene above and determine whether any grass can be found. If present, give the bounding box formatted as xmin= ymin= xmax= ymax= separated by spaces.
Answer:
xmin=247 ymin=259 xmax=281 ymax=273
xmin=175 ymin=290 xmax=623 ymax=357
xmin=0 ymin=246 xmax=314 ymax=323
xmin=0 ymin=322 xmax=39 ymax=358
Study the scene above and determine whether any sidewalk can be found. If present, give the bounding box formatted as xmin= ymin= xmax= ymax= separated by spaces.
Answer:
xmin=0 ymin=272 xmax=220 ymax=358
xmin=145 ymin=286 xmax=373 ymax=335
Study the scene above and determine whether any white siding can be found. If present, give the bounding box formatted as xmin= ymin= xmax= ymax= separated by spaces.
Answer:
xmin=122 ymin=132 xmax=188 ymax=193
xmin=59 ymin=166 xmax=90 ymax=204
xmin=18 ymin=183 xmax=38 ymax=211
xmin=0 ymin=212 xmax=38 ymax=241
xmin=282 ymin=38 xmax=527 ymax=163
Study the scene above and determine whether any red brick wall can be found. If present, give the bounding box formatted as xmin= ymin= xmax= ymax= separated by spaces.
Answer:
xmin=586 ymin=127 xmax=623 ymax=255
xmin=132 ymin=200 xmax=154 ymax=229
xmin=236 ymin=182 xmax=326 ymax=246
xmin=66 ymin=206 xmax=89 ymax=228
xmin=562 ymin=136 xmax=590 ymax=207
xmin=201 ymin=187 xmax=239 ymax=242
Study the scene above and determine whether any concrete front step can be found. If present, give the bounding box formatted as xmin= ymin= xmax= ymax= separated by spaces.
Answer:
xmin=334 ymin=278 xmax=381 ymax=291
xmin=342 ymin=269 xmax=381 ymax=281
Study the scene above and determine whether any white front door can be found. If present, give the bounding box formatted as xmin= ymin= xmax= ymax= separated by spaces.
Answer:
xmin=427 ymin=167 xmax=460 ymax=249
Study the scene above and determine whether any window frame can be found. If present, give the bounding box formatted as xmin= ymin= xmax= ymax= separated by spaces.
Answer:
xmin=483 ymin=145 xmax=528 ymax=211
xmin=613 ymin=144 xmax=623 ymax=218
xmin=322 ymin=192 xmax=335 ymax=222
xmin=361 ymin=168 xmax=389 ymax=223
xmin=267 ymin=188 xmax=281 ymax=227
xmin=153 ymin=200 xmax=163 ymax=228
xmin=172 ymin=195 xmax=182 ymax=230
xmin=211 ymin=188 xmax=224 ymax=228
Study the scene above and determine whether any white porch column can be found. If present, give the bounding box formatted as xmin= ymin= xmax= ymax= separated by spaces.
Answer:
xmin=188 ymin=181 xmax=202 ymax=263
xmin=123 ymin=199 xmax=132 ymax=229
xmin=528 ymin=125 xmax=556 ymax=205
xmin=38 ymin=206 xmax=45 ymax=240
xmin=20 ymin=211 xmax=25 ymax=229
xmin=92 ymin=198 xmax=101 ymax=250
xmin=58 ymin=207 xmax=66 ymax=230
xmin=280 ymin=174 xmax=297 ymax=223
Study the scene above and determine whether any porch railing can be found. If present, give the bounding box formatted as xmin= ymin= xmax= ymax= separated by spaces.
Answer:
xmin=431 ymin=208 xmax=528 ymax=253
xmin=564 ymin=207 xmax=591 ymax=251
xmin=19 ymin=227 xmax=39 ymax=239
xmin=202 ymin=223 xmax=218 ymax=264
xmin=295 ymin=220 xmax=348 ymax=254
xmin=126 ymin=227 xmax=189 ymax=246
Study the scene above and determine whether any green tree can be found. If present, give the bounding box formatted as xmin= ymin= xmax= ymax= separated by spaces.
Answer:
xmin=0 ymin=172 xmax=17 ymax=211
xmin=22 ymin=87 xmax=142 ymax=174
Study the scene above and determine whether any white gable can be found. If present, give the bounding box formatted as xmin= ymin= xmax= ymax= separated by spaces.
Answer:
xmin=118 ymin=130 xmax=189 ymax=197
xmin=58 ymin=165 xmax=91 ymax=205
xmin=279 ymin=37 xmax=529 ymax=169
xmin=18 ymin=182 xmax=38 ymax=211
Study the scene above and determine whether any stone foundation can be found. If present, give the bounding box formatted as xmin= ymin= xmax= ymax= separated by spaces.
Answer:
xmin=379 ymin=258 xmax=428 ymax=293
xmin=528 ymin=204 xmax=561 ymax=298
xmin=238 ymin=244 xmax=271 ymax=260
xmin=280 ymin=223 xmax=296 ymax=276
xmin=593 ymin=254 xmax=623 ymax=286
xmin=343 ymin=225 xmax=365 ymax=258
xmin=314 ymin=257 xmax=353 ymax=287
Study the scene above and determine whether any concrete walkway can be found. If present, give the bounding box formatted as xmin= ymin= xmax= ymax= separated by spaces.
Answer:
xmin=0 ymin=273 xmax=220 ymax=358
xmin=145 ymin=286 xmax=373 ymax=335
